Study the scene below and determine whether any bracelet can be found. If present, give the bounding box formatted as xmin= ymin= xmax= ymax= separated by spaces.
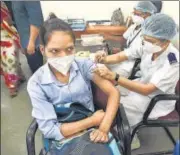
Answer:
xmin=115 ymin=73 xmax=120 ymax=82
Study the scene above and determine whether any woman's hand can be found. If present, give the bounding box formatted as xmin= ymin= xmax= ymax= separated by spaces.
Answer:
xmin=90 ymin=129 xmax=109 ymax=143
xmin=93 ymin=65 xmax=116 ymax=81
xmin=91 ymin=110 xmax=105 ymax=126
xmin=94 ymin=50 xmax=107 ymax=63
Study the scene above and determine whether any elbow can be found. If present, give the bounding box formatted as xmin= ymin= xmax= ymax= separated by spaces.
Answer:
xmin=141 ymin=91 xmax=149 ymax=96
xmin=109 ymin=87 xmax=120 ymax=104
xmin=38 ymin=121 xmax=62 ymax=140
xmin=60 ymin=124 xmax=71 ymax=138
xmin=141 ymin=87 xmax=151 ymax=96
xmin=115 ymin=87 xmax=120 ymax=100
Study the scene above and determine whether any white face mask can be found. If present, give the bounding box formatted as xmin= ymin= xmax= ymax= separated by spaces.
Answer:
xmin=131 ymin=15 xmax=144 ymax=25
xmin=142 ymin=41 xmax=162 ymax=54
xmin=47 ymin=54 xmax=75 ymax=75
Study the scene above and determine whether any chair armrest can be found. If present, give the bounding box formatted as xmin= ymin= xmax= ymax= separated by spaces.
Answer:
xmin=116 ymin=105 xmax=131 ymax=155
xmin=26 ymin=118 xmax=38 ymax=155
xmin=143 ymin=94 xmax=179 ymax=122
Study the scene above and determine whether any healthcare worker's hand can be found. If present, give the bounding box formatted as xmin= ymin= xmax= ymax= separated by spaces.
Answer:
xmin=91 ymin=110 xmax=105 ymax=126
xmin=90 ymin=129 xmax=109 ymax=143
xmin=93 ymin=65 xmax=116 ymax=81
xmin=94 ymin=50 xmax=107 ymax=63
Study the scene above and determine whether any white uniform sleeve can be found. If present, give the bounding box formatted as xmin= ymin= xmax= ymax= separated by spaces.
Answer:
xmin=123 ymin=25 xmax=135 ymax=40
xmin=124 ymin=41 xmax=143 ymax=60
xmin=150 ymin=61 xmax=179 ymax=93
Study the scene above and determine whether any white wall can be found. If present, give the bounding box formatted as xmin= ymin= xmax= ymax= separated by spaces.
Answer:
xmin=41 ymin=1 xmax=179 ymax=25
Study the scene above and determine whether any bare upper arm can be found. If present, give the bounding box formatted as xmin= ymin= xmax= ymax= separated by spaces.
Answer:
xmin=92 ymin=73 xmax=118 ymax=96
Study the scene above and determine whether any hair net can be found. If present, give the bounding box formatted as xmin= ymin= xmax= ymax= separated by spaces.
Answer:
xmin=134 ymin=1 xmax=158 ymax=14
xmin=142 ymin=13 xmax=177 ymax=40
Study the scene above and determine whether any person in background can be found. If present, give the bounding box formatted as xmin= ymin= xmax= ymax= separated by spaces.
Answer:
xmin=94 ymin=13 xmax=179 ymax=149
xmin=3 ymin=1 xmax=17 ymax=28
xmin=11 ymin=1 xmax=44 ymax=74
xmin=126 ymin=1 xmax=162 ymax=28
xmin=150 ymin=1 xmax=163 ymax=13
xmin=102 ymin=1 xmax=158 ymax=78
xmin=171 ymin=26 xmax=179 ymax=50
xmin=1 ymin=1 xmax=25 ymax=97
xmin=27 ymin=15 xmax=120 ymax=149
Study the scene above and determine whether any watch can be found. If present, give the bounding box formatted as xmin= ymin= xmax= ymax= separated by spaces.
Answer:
xmin=115 ymin=73 xmax=120 ymax=82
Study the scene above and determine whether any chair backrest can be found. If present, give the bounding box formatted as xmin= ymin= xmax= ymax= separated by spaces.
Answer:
xmin=91 ymin=82 xmax=118 ymax=128
xmin=175 ymin=80 xmax=180 ymax=115
xmin=175 ymin=80 xmax=179 ymax=94
xmin=91 ymin=82 xmax=108 ymax=111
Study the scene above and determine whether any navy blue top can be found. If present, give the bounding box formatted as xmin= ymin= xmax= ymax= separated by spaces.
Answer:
xmin=12 ymin=1 xmax=44 ymax=49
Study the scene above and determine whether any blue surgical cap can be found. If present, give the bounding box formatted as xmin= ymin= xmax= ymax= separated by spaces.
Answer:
xmin=134 ymin=1 xmax=158 ymax=14
xmin=142 ymin=13 xmax=177 ymax=40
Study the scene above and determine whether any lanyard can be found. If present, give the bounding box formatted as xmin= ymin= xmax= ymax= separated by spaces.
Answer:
xmin=127 ymin=28 xmax=142 ymax=48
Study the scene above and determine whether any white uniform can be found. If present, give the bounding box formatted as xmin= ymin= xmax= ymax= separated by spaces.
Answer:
xmin=108 ymin=24 xmax=142 ymax=78
xmin=120 ymin=43 xmax=179 ymax=126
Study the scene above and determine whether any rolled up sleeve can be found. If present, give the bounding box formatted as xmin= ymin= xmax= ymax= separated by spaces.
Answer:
xmin=36 ymin=119 xmax=63 ymax=140
xmin=27 ymin=80 xmax=63 ymax=140
xmin=124 ymin=42 xmax=143 ymax=60
xmin=24 ymin=1 xmax=43 ymax=27
xmin=123 ymin=25 xmax=134 ymax=40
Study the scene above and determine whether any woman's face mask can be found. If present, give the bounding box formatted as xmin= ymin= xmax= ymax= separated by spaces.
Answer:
xmin=131 ymin=14 xmax=144 ymax=25
xmin=142 ymin=40 xmax=162 ymax=54
xmin=43 ymin=31 xmax=76 ymax=75
xmin=47 ymin=54 xmax=75 ymax=75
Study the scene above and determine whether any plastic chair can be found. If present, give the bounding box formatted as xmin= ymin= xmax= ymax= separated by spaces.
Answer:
xmin=26 ymin=82 xmax=131 ymax=155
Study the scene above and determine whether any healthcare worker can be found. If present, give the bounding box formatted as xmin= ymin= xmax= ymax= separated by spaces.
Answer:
xmin=150 ymin=1 xmax=163 ymax=13
xmin=102 ymin=1 xmax=158 ymax=78
xmin=94 ymin=13 xmax=179 ymax=149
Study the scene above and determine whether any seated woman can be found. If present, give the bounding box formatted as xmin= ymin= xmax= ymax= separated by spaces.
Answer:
xmin=94 ymin=13 xmax=179 ymax=149
xmin=27 ymin=16 xmax=120 ymax=146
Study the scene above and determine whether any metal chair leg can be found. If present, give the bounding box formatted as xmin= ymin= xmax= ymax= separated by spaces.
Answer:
xmin=131 ymin=123 xmax=145 ymax=142
xmin=163 ymin=127 xmax=176 ymax=145
xmin=26 ymin=119 xmax=38 ymax=155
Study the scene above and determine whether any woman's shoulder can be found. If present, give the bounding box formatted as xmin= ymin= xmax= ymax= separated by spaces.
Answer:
xmin=74 ymin=57 xmax=95 ymax=69
xmin=27 ymin=64 xmax=47 ymax=86
xmin=74 ymin=57 xmax=96 ymax=80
